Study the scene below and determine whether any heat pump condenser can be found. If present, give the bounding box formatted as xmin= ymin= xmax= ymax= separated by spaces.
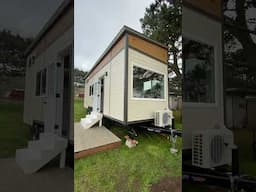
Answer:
xmin=154 ymin=110 xmax=173 ymax=128
xmin=192 ymin=125 xmax=235 ymax=168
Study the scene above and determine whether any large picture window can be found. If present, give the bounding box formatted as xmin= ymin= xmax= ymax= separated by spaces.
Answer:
xmin=183 ymin=38 xmax=215 ymax=103
xmin=133 ymin=65 xmax=164 ymax=99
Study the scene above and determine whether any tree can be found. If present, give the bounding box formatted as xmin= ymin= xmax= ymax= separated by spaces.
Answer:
xmin=223 ymin=0 xmax=256 ymax=89
xmin=140 ymin=0 xmax=182 ymax=95
xmin=74 ymin=68 xmax=88 ymax=85
xmin=0 ymin=29 xmax=32 ymax=77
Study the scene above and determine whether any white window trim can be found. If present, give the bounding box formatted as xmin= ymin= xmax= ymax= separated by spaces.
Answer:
xmin=182 ymin=35 xmax=218 ymax=108
xmin=41 ymin=68 xmax=47 ymax=97
xmin=35 ymin=68 xmax=48 ymax=97
xmin=131 ymin=63 xmax=167 ymax=101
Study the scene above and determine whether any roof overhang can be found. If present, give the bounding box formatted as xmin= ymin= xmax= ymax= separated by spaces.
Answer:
xmin=25 ymin=0 xmax=73 ymax=56
xmin=85 ymin=25 xmax=168 ymax=80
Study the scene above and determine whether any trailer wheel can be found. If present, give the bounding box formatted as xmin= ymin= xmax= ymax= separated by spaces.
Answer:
xmin=128 ymin=127 xmax=138 ymax=138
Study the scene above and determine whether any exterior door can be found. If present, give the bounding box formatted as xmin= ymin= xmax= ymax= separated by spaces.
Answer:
xmin=100 ymin=78 xmax=104 ymax=113
xmin=44 ymin=63 xmax=57 ymax=133
xmin=61 ymin=54 xmax=71 ymax=137
xmin=96 ymin=80 xmax=101 ymax=112
xmin=55 ymin=61 xmax=64 ymax=136
xmin=92 ymin=82 xmax=98 ymax=112
xmin=92 ymin=80 xmax=102 ymax=112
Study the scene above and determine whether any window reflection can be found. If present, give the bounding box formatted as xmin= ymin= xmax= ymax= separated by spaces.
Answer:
xmin=183 ymin=39 xmax=215 ymax=103
xmin=133 ymin=66 xmax=164 ymax=99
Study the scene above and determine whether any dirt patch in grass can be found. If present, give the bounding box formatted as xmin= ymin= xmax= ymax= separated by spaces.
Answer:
xmin=150 ymin=176 xmax=181 ymax=192
xmin=114 ymin=172 xmax=129 ymax=192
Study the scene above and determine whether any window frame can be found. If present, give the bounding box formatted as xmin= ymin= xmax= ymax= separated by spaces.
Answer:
xmin=131 ymin=63 xmax=166 ymax=101
xmin=41 ymin=68 xmax=47 ymax=95
xmin=35 ymin=71 xmax=41 ymax=96
xmin=182 ymin=35 xmax=218 ymax=108
xmin=89 ymin=85 xmax=91 ymax=96
xmin=35 ymin=68 xmax=47 ymax=97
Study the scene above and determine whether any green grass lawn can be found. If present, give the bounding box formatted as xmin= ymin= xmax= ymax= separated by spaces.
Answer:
xmin=233 ymin=128 xmax=256 ymax=176
xmin=74 ymin=99 xmax=182 ymax=192
xmin=173 ymin=109 xmax=182 ymax=130
xmin=0 ymin=100 xmax=30 ymax=157
xmin=74 ymin=98 xmax=87 ymax=122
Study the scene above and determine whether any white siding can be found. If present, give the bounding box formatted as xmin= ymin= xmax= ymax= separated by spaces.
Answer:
xmin=127 ymin=48 xmax=168 ymax=122
xmin=182 ymin=7 xmax=224 ymax=149
xmin=85 ymin=49 xmax=125 ymax=121
xmin=23 ymin=26 xmax=73 ymax=128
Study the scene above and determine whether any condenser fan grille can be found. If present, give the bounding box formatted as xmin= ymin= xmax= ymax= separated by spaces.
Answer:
xmin=210 ymin=135 xmax=224 ymax=164
xmin=162 ymin=112 xmax=169 ymax=125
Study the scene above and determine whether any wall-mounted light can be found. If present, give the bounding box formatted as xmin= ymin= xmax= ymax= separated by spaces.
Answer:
xmin=105 ymin=72 xmax=108 ymax=77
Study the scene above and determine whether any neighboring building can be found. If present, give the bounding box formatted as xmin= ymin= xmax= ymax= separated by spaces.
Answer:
xmin=16 ymin=0 xmax=74 ymax=173
xmin=169 ymin=92 xmax=182 ymax=110
xmin=84 ymin=26 xmax=169 ymax=125
xmin=225 ymin=88 xmax=256 ymax=129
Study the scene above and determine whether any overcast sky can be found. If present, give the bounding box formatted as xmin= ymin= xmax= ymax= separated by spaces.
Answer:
xmin=0 ymin=0 xmax=63 ymax=38
xmin=74 ymin=0 xmax=154 ymax=72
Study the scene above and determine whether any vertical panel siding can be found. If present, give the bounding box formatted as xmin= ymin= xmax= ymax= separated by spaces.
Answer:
xmin=182 ymin=7 xmax=223 ymax=149
xmin=86 ymin=36 xmax=125 ymax=80
xmin=127 ymin=48 xmax=168 ymax=122
xmin=84 ymin=49 xmax=125 ymax=121
xmin=24 ymin=26 xmax=73 ymax=125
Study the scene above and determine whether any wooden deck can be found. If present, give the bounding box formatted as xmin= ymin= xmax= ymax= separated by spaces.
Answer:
xmin=74 ymin=123 xmax=121 ymax=159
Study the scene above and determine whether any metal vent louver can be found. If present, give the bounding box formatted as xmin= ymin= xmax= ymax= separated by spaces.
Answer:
xmin=162 ymin=112 xmax=169 ymax=125
xmin=154 ymin=110 xmax=173 ymax=127
xmin=193 ymin=134 xmax=203 ymax=166
xmin=210 ymin=135 xmax=224 ymax=164
xmin=192 ymin=127 xmax=234 ymax=168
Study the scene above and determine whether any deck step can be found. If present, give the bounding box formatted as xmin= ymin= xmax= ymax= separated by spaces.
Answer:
xmin=80 ymin=112 xmax=103 ymax=129
xmin=15 ymin=133 xmax=67 ymax=174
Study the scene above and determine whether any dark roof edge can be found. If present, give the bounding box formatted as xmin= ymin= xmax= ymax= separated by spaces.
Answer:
xmin=25 ymin=0 xmax=73 ymax=56
xmin=85 ymin=25 xmax=168 ymax=80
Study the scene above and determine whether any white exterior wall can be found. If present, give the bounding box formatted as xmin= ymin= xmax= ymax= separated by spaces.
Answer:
xmin=182 ymin=7 xmax=224 ymax=149
xmin=127 ymin=48 xmax=168 ymax=122
xmin=85 ymin=49 xmax=125 ymax=121
xmin=23 ymin=26 xmax=74 ymax=131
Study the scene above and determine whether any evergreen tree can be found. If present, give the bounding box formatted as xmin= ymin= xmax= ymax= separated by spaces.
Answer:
xmin=0 ymin=29 xmax=32 ymax=77
xmin=140 ymin=0 xmax=182 ymax=95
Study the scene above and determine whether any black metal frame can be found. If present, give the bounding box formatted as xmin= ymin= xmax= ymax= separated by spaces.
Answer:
xmin=182 ymin=148 xmax=256 ymax=192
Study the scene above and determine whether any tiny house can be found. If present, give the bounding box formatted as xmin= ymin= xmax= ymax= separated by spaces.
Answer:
xmin=84 ymin=26 xmax=169 ymax=126
xmin=23 ymin=0 xmax=74 ymax=139
xmin=182 ymin=0 xmax=224 ymax=150
xmin=17 ymin=0 xmax=74 ymax=173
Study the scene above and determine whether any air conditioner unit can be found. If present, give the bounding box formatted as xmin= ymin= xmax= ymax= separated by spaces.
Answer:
xmin=192 ymin=124 xmax=235 ymax=168
xmin=154 ymin=110 xmax=173 ymax=127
